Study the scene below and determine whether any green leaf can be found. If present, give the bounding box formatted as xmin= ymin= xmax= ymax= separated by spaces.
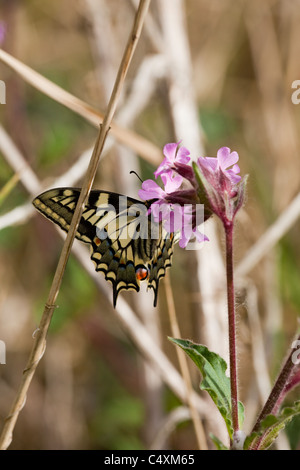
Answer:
xmin=169 ymin=338 xmax=244 ymax=439
xmin=209 ymin=433 xmax=229 ymax=450
xmin=244 ymin=401 xmax=300 ymax=450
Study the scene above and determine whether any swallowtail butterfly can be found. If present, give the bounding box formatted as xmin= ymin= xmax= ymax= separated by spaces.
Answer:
xmin=32 ymin=188 xmax=174 ymax=307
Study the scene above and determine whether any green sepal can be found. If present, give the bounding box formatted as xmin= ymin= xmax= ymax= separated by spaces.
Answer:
xmin=233 ymin=174 xmax=248 ymax=217
xmin=192 ymin=161 xmax=214 ymax=220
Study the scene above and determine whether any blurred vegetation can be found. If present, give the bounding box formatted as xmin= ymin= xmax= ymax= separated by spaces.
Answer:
xmin=0 ymin=0 xmax=299 ymax=450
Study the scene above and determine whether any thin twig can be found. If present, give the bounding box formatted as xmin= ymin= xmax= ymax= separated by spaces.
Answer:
xmin=0 ymin=128 xmax=210 ymax=431
xmin=245 ymin=2 xmax=300 ymax=210
xmin=0 ymin=125 xmax=41 ymax=195
xmin=0 ymin=44 xmax=209 ymax=427
xmin=86 ymin=0 xmax=164 ymax=439
xmin=164 ymin=273 xmax=208 ymax=450
xmin=0 ymin=0 xmax=151 ymax=450
xmin=149 ymin=406 xmax=191 ymax=450
xmin=246 ymin=283 xmax=272 ymax=405
xmin=71 ymin=241 xmax=210 ymax=419
xmin=236 ymin=191 xmax=300 ymax=279
xmin=0 ymin=48 xmax=161 ymax=166
xmin=158 ymin=0 xmax=228 ymax=368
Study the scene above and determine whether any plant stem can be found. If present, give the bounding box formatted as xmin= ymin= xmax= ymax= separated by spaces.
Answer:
xmin=224 ymin=221 xmax=239 ymax=437
xmin=251 ymin=332 xmax=300 ymax=436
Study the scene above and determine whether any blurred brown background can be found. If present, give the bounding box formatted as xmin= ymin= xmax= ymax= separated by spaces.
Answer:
xmin=0 ymin=0 xmax=299 ymax=450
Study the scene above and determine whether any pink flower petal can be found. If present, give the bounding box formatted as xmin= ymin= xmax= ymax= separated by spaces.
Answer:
xmin=217 ymin=147 xmax=239 ymax=170
xmin=161 ymin=172 xmax=183 ymax=193
xmin=232 ymin=164 xmax=240 ymax=174
xmin=154 ymin=143 xmax=178 ymax=178
xmin=155 ymin=141 xmax=190 ymax=179
xmin=154 ymin=159 xmax=168 ymax=178
xmin=150 ymin=201 xmax=165 ymax=221
xmin=227 ymin=171 xmax=241 ymax=184
xmin=138 ymin=180 xmax=165 ymax=200
xmin=197 ymin=156 xmax=218 ymax=173
xmin=194 ymin=228 xmax=209 ymax=243
xmin=179 ymin=226 xmax=208 ymax=248
xmin=176 ymin=146 xmax=191 ymax=164
xmin=163 ymin=142 xmax=179 ymax=162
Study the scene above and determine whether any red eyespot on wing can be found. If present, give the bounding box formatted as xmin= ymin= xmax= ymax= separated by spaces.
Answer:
xmin=136 ymin=267 xmax=149 ymax=281
xmin=94 ymin=237 xmax=101 ymax=246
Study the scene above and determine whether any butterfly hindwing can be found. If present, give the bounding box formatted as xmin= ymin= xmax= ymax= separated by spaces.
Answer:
xmin=32 ymin=188 xmax=174 ymax=306
xmin=148 ymin=232 xmax=174 ymax=306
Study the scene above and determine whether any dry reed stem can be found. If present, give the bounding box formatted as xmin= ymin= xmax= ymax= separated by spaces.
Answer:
xmin=0 ymin=48 xmax=161 ymax=166
xmin=85 ymin=0 xmax=164 ymax=440
xmin=0 ymin=0 xmax=151 ymax=450
xmin=67 ymin=242 xmax=211 ymax=419
xmin=245 ymin=284 xmax=272 ymax=406
xmin=164 ymin=273 xmax=208 ymax=450
xmin=236 ymin=191 xmax=300 ymax=279
xmin=158 ymin=0 xmax=227 ymax=444
xmin=245 ymin=2 xmax=300 ymax=210
xmin=0 ymin=125 xmax=41 ymax=195
xmin=0 ymin=126 xmax=210 ymax=433
xmin=149 ymin=406 xmax=191 ymax=449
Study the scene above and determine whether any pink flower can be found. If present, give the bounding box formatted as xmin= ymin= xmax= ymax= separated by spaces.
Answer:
xmin=195 ymin=146 xmax=246 ymax=223
xmin=139 ymin=166 xmax=207 ymax=249
xmin=138 ymin=171 xmax=183 ymax=203
xmin=150 ymin=202 xmax=207 ymax=248
xmin=154 ymin=141 xmax=190 ymax=179
xmin=197 ymin=147 xmax=241 ymax=189
xmin=138 ymin=141 xmax=212 ymax=248
xmin=0 ymin=22 xmax=6 ymax=45
xmin=138 ymin=142 xmax=246 ymax=248
xmin=178 ymin=213 xmax=208 ymax=248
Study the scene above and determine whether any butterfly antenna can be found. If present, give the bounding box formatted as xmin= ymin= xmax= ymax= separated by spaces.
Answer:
xmin=130 ymin=170 xmax=143 ymax=183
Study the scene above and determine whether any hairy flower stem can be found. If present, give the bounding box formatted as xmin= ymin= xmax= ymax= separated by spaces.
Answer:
xmin=251 ymin=333 xmax=300 ymax=440
xmin=224 ymin=221 xmax=239 ymax=438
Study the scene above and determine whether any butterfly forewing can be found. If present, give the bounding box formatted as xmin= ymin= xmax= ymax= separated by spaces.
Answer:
xmin=32 ymin=187 xmax=174 ymax=306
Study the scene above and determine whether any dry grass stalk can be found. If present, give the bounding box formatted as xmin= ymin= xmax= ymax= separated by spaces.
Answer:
xmin=164 ymin=273 xmax=208 ymax=449
xmin=0 ymin=0 xmax=151 ymax=450
xmin=0 ymin=49 xmax=161 ymax=167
